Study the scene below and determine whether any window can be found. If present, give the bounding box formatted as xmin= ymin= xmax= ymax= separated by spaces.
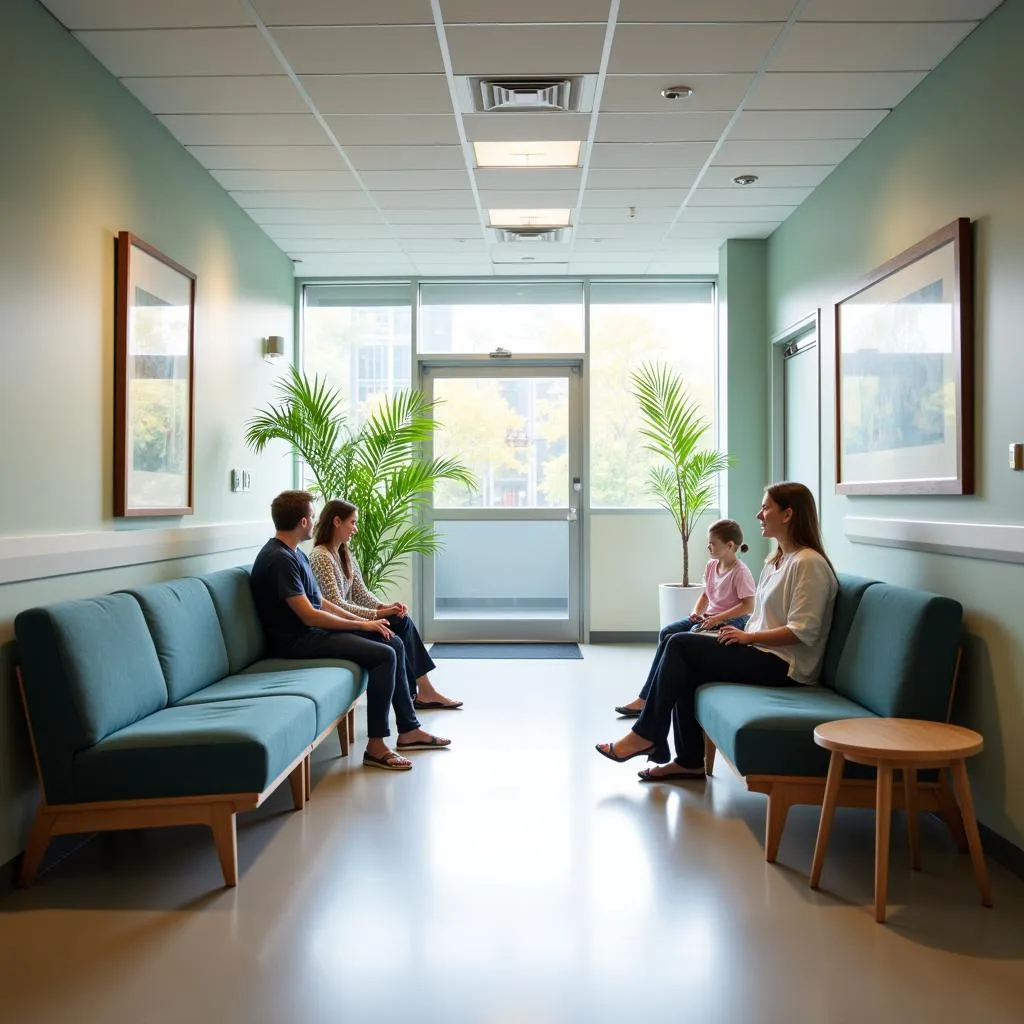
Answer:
xmin=302 ymin=283 xmax=413 ymax=427
xmin=419 ymin=282 xmax=584 ymax=354
xmin=589 ymin=281 xmax=717 ymax=508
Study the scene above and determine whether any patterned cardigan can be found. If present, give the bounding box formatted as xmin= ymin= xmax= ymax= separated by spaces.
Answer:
xmin=309 ymin=544 xmax=381 ymax=621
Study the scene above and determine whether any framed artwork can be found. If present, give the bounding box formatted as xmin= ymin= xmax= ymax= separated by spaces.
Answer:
xmin=114 ymin=232 xmax=196 ymax=516
xmin=834 ymin=218 xmax=973 ymax=495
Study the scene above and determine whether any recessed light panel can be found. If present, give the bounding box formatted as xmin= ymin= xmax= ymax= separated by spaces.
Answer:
xmin=488 ymin=208 xmax=572 ymax=228
xmin=474 ymin=141 xmax=582 ymax=168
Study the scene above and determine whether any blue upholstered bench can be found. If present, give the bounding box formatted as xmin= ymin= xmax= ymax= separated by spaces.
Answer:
xmin=14 ymin=566 xmax=367 ymax=887
xmin=697 ymin=574 xmax=966 ymax=862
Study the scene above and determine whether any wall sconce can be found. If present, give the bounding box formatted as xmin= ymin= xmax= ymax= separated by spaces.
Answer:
xmin=263 ymin=335 xmax=287 ymax=364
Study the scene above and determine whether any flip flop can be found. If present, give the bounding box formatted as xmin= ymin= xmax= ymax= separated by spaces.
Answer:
xmin=614 ymin=705 xmax=643 ymax=718
xmin=595 ymin=740 xmax=656 ymax=763
xmin=396 ymin=735 xmax=452 ymax=750
xmin=363 ymin=750 xmax=412 ymax=771
xmin=413 ymin=699 xmax=464 ymax=710
xmin=637 ymin=766 xmax=706 ymax=782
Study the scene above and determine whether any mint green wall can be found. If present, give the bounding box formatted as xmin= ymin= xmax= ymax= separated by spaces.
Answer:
xmin=767 ymin=0 xmax=1024 ymax=846
xmin=0 ymin=0 xmax=296 ymax=865
xmin=720 ymin=240 xmax=771 ymax=565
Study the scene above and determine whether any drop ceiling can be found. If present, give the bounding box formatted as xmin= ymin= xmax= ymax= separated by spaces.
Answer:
xmin=40 ymin=0 xmax=1002 ymax=277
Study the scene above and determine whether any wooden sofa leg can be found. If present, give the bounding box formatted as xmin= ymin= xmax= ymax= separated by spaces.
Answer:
xmin=210 ymin=807 xmax=239 ymax=887
xmin=703 ymin=734 xmax=717 ymax=777
xmin=288 ymin=760 xmax=306 ymax=811
xmin=338 ymin=718 xmax=350 ymax=757
xmin=765 ymin=789 xmax=792 ymax=864
xmin=19 ymin=809 xmax=55 ymax=887
xmin=304 ymin=755 xmax=312 ymax=802
xmin=937 ymin=770 xmax=969 ymax=853
xmin=347 ymin=708 xmax=356 ymax=745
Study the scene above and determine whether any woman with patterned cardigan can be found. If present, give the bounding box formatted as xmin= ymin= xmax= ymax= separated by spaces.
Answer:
xmin=311 ymin=498 xmax=463 ymax=710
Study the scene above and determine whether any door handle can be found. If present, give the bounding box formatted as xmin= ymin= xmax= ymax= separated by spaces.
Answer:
xmin=566 ymin=507 xmax=578 ymax=522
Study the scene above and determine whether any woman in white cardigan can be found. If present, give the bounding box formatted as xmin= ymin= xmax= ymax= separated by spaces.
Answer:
xmin=311 ymin=498 xmax=462 ymax=710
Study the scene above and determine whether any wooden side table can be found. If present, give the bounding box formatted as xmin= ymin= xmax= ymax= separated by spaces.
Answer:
xmin=809 ymin=718 xmax=992 ymax=923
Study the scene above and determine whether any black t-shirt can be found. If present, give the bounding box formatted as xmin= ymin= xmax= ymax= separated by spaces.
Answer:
xmin=250 ymin=538 xmax=323 ymax=650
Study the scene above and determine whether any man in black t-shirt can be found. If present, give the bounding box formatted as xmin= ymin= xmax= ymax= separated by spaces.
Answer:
xmin=250 ymin=490 xmax=448 ymax=771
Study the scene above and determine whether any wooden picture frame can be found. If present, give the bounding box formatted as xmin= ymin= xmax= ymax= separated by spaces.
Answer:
xmin=834 ymin=218 xmax=973 ymax=495
xmin=114 ymin=232 xmax=196 ymax=516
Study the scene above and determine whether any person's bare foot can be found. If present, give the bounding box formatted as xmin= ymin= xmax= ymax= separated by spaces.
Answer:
xmin=397 ymin=728 xmax=451 ymax=750
xmin=595 ymin=731 xmax=653 ymax=760
xmin=363 ymin=739 xmax=412 ymax=771
xmin=414 ymin=684 xmax=463 ymax=709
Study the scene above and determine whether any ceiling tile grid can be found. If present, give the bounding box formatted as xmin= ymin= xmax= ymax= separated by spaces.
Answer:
xmin=40 ymin=1 xmax=998 ymax=276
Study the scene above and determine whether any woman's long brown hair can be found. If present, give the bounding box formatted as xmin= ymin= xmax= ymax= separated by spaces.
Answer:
xmin=764 ymin=481 xmax=836 ymax=577
xmin=313 ymin=498 xmax=356 ymax=580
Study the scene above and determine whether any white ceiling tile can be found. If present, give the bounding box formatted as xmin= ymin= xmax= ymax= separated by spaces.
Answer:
xmin=689 ymin=187 xmax=813 ymax=206
xmin=474 ymin=169 xmax=583 ymax=191
xmin=590 ymin=142 xmax=713 ymax=168
xmin=121 ymin=76 xmax=305 ymax=115
xmin=732 ymin=109 xmax=889 ymax=141
xmin=587 ymin=168 xmax=699 ymax=189
xmin=610 ymin=24 xmax=782 ymax=74
xmin=677 ymin=205 xmax=798 ymax=222
xmin=361 ymin=171 xmax=474 ymax=191
xmin=717 ymin=139 xmax=861 ymax=165
xmin=376 ymin=191 xmax=485 ymax=209
xmin=668 ymin=221 xmax=781 ymax=238
xmin=585 ymin=188 xmax=688 ymax=207
xmin=749 ymin=71 xmax=927 ymax=110
xmin=301 ymin=75 xmax=454 ymax=116
xmin=395 ymin=223 xmax=487 ymax=236
xmin=271 ymin=27 xmax=443 ymax=74
xmin=41 ymin=0 xmax=249 ymax=29
xmin=600 ymin=74 xmax=752 ymax=113
xmin=477 ymin=190 xmax=579 ymax=208
xmin=596 ymin=112 xmax=730 ymax=143
xmin=411 ymin=263 xmax=495 ymax=275
xmin=770 ymin=23 xmax=975 ymax=72
xmin=187 ymin=146 xmax=345 ymax=171
xmin=490 ymin=243 xmax=571 ymax=262
xmin=230 ymin=190 xmax=377 ymax=209
xmin=463 ymin=114 xmax=592 ymax=143
xmin=254 ymin=0 xmax=435 ymax=24
xmin=211 ymin=169 xmax=360 ymax=190
xmin=565 ymin=246 xmax=657 ymax=260
xmin=577 ymin=207 xmax=678 ymax=225
xmin=264 ymin=224 xmax=397 ymax=239
xmin=495 ymin=264 xmax=568 ymax=275
xmin=247 ymin=208 xmax=390 ymax=224
xmin=74 ymin=28 xmax=279 ymax=76
xmin=345 ymin=146 xmax=467 ymax=171
xmin=446 ymin=25 xmax=606 ymax=75
xmin=292 ymin=255 xmax=417 ymax=271
xmin=800 ymin=0 xmax=1000 ymax=21
xmin=324 ymin=116 xmax=460 ymax=146
xmin=574 ymin=224 xmax=668 ymax=237
xmin=279 ymin=239 xmax=404 ymax=253
xmin=441 ymin=0 xmax=610 ymax=22
xmin=572 ymin=238 xmax=662 ymax=252
xmin=619 ymin=0 xmax=795 ymax=19
xmin=401 ymin=239 xmax=488 ymax=252
xmin=159 ymin=114 xmax=326 ymax=146
xmin=702 ymin=165 xmax=834 ymax=188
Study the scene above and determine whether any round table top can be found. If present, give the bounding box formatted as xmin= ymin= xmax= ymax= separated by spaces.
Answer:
xmin=813 ymin=718 xmax=983 ymax=761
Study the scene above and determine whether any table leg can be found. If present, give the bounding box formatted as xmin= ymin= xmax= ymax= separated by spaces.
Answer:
xmin=875 ymin=762 xmax=893 ymax=923
xmin=950 ymin=758 xmax=993 ymax=907
xmin=903 ymin=766 xmax=921 ymax=871
xmin=810 ymin=750 xmax=845 ymax=889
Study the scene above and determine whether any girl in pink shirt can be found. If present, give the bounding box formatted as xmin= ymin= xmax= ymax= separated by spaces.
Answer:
xmin=614 ymin=519 xmax=756 ymax=717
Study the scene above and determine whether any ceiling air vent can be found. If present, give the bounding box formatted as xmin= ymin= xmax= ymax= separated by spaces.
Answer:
xmin=472 ymin=77 xmax=580 ymax=112
xmin=492 ymin=227 xmax=568 ymax=243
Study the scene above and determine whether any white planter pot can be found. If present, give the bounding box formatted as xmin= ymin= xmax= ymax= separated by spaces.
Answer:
xmin=658 ymin=584 xmax=703 ymax=631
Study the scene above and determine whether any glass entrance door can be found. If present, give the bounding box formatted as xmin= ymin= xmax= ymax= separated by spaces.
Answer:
xmin=421 ymin=362 xmax=582 ymax=642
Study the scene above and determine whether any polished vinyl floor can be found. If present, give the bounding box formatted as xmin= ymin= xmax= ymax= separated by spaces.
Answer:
xmin=2 ymin=645 xmax=1023 ymax=1024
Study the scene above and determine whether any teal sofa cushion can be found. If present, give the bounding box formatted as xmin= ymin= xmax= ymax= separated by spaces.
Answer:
xmin=696 ymin=683 xmax=877 ymax=777
xmin=126 ymin=578 xmax=230 ymax=702
xmin=833 ymin=584 xmax=963 ymax=720
xmin=200 ymin=566 xmax=266 ymax=673
xmin=176 ymin=666 xmax=360 ymax=735
xmin=73 ymin=696 xmax=315 ymax=802
xmin=15 ymin=595 xmax=168 ymax=802
xmin=820 ymin=574 xmax=877 ymax=688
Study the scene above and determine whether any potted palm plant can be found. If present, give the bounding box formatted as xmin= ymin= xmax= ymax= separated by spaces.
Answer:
xmin=245 ymin=366 xmax=474 ymax=594
xmin=630 ymin=362 xmax=732 ymax=628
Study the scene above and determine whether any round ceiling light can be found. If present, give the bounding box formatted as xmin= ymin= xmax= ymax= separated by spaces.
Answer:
xmin=733 ymin=174 xmax=759 ymax=186
xmin=661 ymin=85 xmax=694 ymax=100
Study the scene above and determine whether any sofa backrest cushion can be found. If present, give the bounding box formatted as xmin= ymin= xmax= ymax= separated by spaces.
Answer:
xmin=819 ymin=574 xmax=878 ymax=689
xmin=833 ymin=583 xmax=963 ymax=720
xmin=126 ymin=578 xmax=230 ymax=703
xmin=14 ymin=594 xmax=168 ymax=802
xmin=199 ymin=566 xmax=266 ymax=673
